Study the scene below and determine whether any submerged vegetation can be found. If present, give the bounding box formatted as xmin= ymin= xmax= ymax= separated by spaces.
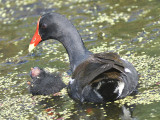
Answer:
xmin=0 ymin=0 xmax=160 ymax=119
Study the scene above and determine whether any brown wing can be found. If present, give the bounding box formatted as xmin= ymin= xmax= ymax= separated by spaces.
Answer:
xmin=72 ymin=52 xmax=126 ymax=89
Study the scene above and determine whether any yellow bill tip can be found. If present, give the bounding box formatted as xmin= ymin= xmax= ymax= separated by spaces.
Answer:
xmin=28 ymin=44 xmax=35 ymax=52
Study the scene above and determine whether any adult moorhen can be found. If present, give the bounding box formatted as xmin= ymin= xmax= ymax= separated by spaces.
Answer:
xmin=28 ymin=13 xmax=139 ymax=103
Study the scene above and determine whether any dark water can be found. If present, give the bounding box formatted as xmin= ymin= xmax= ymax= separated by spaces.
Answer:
xmin=0 ymin=0 xmax=160 ymax=119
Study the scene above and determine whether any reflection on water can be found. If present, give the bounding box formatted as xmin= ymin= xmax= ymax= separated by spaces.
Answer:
xmin=0 ymin=0 xmax=160 ymax=119
xmin=38 ymin=96 xmax=137 ymax=120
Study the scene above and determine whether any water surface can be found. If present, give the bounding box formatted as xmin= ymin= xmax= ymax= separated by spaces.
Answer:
xmin=0 ymin=0 xmax=160 ymax=119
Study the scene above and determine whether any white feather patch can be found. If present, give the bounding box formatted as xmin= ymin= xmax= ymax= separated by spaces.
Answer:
xmin=96 ymin=82 xmax=102 ymax=90
xmin=125 ymin=68 xmax=132 ymax=73
xmin=94 ymin=89 xmax=103 ymax=99
xmin=69 ymin=78 xmax=75 ymax=84
xmin=121 ymin=58 xmax=127 ymax=61
xmin=114 ymin=81 xmax=125 ymax=98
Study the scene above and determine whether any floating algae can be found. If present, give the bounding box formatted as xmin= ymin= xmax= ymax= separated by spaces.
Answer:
xmin=0 ymin=0 xmax=160 ymax=119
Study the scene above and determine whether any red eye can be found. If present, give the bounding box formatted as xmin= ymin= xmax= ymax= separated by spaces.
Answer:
xmin=41 ymin=23 xmax=47 ymax=29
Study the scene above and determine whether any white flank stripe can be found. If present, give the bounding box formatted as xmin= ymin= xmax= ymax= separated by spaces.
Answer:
xmin=124 ymin=68 xmax=132 ymax=73
xmin=120 ymin=58 xmax=127 ymax=61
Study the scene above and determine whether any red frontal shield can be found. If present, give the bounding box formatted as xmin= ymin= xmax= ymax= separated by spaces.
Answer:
xmin=28 ymin=17 xmax=42 ymax=52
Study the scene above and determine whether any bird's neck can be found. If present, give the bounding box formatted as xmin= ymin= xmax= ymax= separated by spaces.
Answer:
xmin=58 ymin=29 xmax=91 ymax=71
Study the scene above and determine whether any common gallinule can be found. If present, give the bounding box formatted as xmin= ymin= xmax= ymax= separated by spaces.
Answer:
xmin=29 ymin=13 xmax=139 ymax=103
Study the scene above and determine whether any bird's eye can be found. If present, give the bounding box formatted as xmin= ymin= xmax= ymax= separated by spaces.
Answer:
xmin=41 ymin=23 xmax=47 ymax=29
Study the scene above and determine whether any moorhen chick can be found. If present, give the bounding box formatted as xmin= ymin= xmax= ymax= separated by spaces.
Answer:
xmin=28 ymin=67 xmax=66 ymax=95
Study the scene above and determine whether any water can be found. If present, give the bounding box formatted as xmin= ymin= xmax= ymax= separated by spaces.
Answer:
xmin=0 ymin=0 xmax=160 ymax=119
